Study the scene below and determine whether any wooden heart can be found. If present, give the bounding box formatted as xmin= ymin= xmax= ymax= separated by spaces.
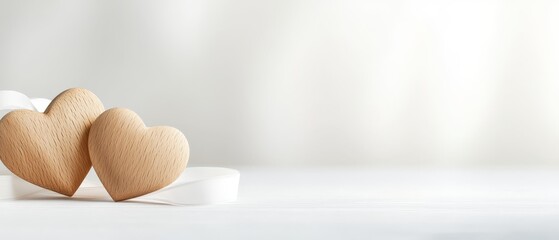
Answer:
xmin=88 ymin=108 xmax=189 ymax=201
xmin=0 ymin=88 xmax=104 ymax=196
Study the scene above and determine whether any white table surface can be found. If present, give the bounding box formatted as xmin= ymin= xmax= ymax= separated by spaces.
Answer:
xmin=1 ymin=166 xmax=559 ymax=239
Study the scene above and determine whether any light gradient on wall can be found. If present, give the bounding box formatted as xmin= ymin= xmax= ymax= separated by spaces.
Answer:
xmin=2 ymin=0 xmax=559 ymax=166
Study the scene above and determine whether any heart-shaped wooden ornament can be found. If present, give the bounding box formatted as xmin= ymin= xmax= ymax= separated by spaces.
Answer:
xmin=0 ymin=88 xmax=104 ymax=196
xmin=88 ymin=108 xmax=189 ymax=201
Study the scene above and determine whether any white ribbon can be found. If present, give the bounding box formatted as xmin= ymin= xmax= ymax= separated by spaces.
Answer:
xmin=0 ymin=90 xmax=239 ymax=205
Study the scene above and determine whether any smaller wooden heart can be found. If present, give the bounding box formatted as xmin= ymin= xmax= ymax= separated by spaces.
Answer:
xmin=88 ymin=108 xmax=189 ymax=201
xmin=0 ymin=88 xmax=104 ymax=196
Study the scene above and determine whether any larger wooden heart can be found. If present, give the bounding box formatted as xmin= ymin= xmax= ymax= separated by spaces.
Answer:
xmin=0 ymin=88 xmax=105 ymax=196
xmin=88 ymin=108 xmax=189 ymax=201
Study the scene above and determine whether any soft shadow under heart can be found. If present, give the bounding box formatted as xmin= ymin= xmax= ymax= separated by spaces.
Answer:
xmin=14 ymin=188 xmax=181 ymax=206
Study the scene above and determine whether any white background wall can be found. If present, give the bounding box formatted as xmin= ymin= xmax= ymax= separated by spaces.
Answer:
xmin=2 ymin=0 xmax=559 ymax=166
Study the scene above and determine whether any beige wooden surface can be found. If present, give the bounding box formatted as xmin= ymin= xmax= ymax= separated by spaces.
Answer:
xmin=89 ymin=108 xmax=189 ymax=201
xmin=0 ymin=88 xmax=104 ymax=196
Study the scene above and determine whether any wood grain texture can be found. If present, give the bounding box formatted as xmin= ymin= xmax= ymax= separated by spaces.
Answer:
xmin=88 ymin=108 xmax=189 ymax=201
xmin=0 ymin=88 xmax=105 ymax=196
